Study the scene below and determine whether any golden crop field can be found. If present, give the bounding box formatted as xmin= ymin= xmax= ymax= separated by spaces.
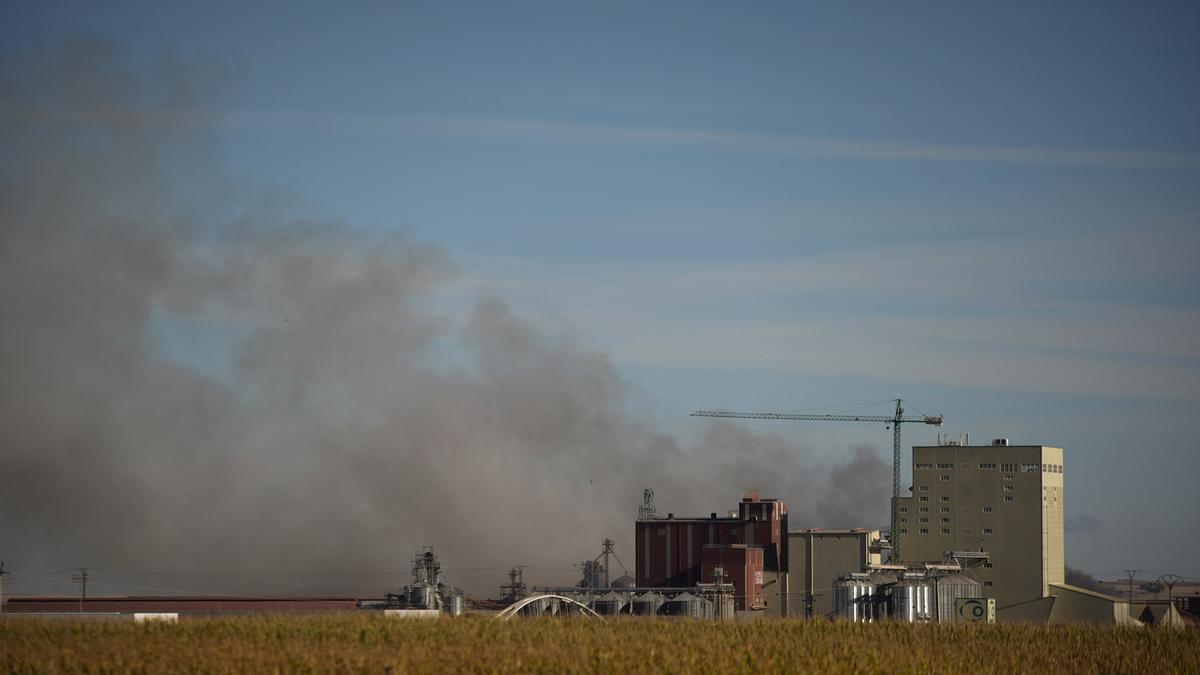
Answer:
xmin=2 ymin=615 xmax=1197 ymax=674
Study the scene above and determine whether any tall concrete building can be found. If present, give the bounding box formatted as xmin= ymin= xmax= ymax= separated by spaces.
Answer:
xmin=895 ymin=440 xmax=1064 ymax=609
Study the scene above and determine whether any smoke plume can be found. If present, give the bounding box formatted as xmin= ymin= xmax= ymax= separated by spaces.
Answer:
xmin=1064 ymin=566 xmax=1105 ymax=593
xmin=0 ymin=38 xmax=889 ymax=597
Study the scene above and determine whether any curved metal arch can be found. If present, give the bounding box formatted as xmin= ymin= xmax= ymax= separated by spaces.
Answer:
xmin=495 ymin=593 xmax=606 ymax=622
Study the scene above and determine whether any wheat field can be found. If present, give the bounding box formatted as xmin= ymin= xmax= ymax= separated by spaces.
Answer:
xmin=2 ymin=614 xmax=1196 ymax=674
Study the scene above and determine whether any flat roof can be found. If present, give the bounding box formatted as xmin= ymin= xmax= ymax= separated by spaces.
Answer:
xmin=789 ymin=528 xmax=875 ymax=534
xmin=636 ymin=517 xmax=739 ymax=523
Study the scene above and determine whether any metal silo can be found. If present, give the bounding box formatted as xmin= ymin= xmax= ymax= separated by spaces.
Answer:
xmin=517 ymin=597 xmax=546 ymax=617
xmin=408 ymin=584 xmax=439 ymax=610
xmin=632 ymin=591 xmax=665 ymax=616
xmin=834 ymin=574 xmax=876 ymax=622
xmin=932 ymin=573 xmax=982 ymax=623
xmin=595 ymin=591 xmax=628 ymax=615
xmin=890 ymin=575 xmax=933 ymax=622
xmin=663 ymin=592 xmax=710 ymax=619
xmin=712 ymin=592 xmax=734 ymax=620
xmin=443 ymin=592 xmax=465 ymax=616
xmin=611 ymin=575 xmax=636 ymax=589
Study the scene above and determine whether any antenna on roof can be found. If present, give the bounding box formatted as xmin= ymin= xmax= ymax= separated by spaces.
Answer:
xmin=638 ymin=488 xmax=657 ymax=520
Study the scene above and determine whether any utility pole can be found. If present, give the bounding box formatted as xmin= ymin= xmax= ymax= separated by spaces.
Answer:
xmin=0 ymin=561 xmax=8 ymax=614
xmin=601 ymin=538 xmax=615 ymax=588
xmin=1158 ymin=574 xmax=1183 ymax=609
xmin=71 ymin=568 xmax=89 ymax=612
xmin=1122 ymin=569 xmax=1140 ymax=602
xmin=500 ymin=567 xmax=526 ymax=604
xmin=804 ymin=591 xmax=823 ymax=618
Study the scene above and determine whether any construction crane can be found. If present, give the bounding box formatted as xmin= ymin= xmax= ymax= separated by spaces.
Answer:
xmin=690 ymin=399 xmax=943 ymax=560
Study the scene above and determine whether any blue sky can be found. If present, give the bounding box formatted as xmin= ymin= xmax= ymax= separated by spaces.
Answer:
xmin=6 ymin=0 xmax=1199 ymax=581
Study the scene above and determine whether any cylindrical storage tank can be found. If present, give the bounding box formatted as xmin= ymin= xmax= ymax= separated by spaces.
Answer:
xmin=632 ymin=592 xmax=665 ymax=616
xmin=932 ymin=573 xmax=983 ymax=623
xmin=868 ymin=571 xmax=899 ymax=621
xmin=663 ymin=592 xmax=708 ymax=618
xmin=594 ymin=591 xmax=628 ymax=616
xmin=443 ymin=593 xmax=465 ymax=616
xmin=890 ymin=577 xmax=934 ymax=622
xmin=409 ymin=584 xmax=438 ymax=610
xmin=712 ymin=592 xmax=735 ymax=621
xmin=834 ymin=575 xmax=876 ymax=622
xmin=518 ymin=597 xmax=547 ymax=617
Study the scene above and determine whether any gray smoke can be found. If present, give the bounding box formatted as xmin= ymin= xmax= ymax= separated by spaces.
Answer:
xmin=1064 ymin=566 xmax=1105 ymax=593
xmin=0 ymin=37 xmax=889 ymax=597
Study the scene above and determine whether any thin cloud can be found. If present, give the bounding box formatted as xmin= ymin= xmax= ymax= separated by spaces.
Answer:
xmin=441 ymin=117 xmax=1200 ymax=170
xmin=216 ymin=110 xmax=1200 ymax=170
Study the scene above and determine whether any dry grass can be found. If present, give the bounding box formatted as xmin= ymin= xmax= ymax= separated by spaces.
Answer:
xmin=2 ymin=614 xmax=1196 ymax=674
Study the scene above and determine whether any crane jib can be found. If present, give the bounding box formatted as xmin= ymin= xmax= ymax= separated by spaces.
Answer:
xmin=689 ymin=400 xmax=944 ymax=562
xmin=691 ymin=411 xmax=941 ymax=425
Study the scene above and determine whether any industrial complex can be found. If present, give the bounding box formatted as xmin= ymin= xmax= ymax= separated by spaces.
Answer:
xmin=1 ymin=410 xmax=1193 ymax=627
xmin=619 ymin=435 xmax=1177 ymax=625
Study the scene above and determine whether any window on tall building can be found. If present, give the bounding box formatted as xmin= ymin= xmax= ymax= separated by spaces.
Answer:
xmin=1003 ymin=474 xmax=1014 ymax=481
xmin=919 ymin=517 xmax=929 ymax=523
xmin=978 ymin=463 xmax=996 ymax=469
xmin=984 ymin=562 xmax=993 ymax=568
xmin=900 ymin=528 xmax=908 ymax=534
xmin=919 ymin=496 xmax=929 ymax=502
xmin=920 ymin=528 xmax=929 ymax=534
xmin=982 ymin=506 xmax=993 ymax=513
xmin=984 ymin=581 xmax=993 ymax=587
xmin=1021 ymin=463 xmax=1039 ymax=472
xmin=1001 ymin=463 xmax=1017 ymax=472
xmin=919 ymin=485 xmax=929 ymax=492
xmin=940 ymin=475 xmax=951 ymax=481
xmin=898 ymin=507 xmax=908 ymax=513
xmin=983 ymin=528 xmax=993 ymax=534
xmin=940 ymin=496 xmax=951 ymax=502
xmin=937 ymin=463 xmax=954 ymax=469
xmin=1004 ymin=496 xmax=1014 ymax=502
xmin=1003 ymin=485 xmax=1014 ymax=492
xmin=919 ymin=507 xmax=929 ymax=513
xmin=940 ymin=517 xmax=951 ymax=524
xmin=940 ymin=507 xmax=951 ymax=513
xmin=916 ymin=463 xmax=932 ymax=470
xmin=940 ymin=528 xmax=950 ymax=534
xmin=900 ymin=518 xmax=908 ymax=524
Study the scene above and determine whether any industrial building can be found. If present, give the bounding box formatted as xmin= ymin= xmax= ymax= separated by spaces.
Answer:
xmin=786 ymin=529 xmax=882 ymax=618
xmin=635 ymin=490 xmax=787 ymax=595
xmin=894 ymin=439 xmax=1064 ymax=610
xmin=996 ymin=583 xmax=1141 ymax=626
xmin=1 ymin=596 xmax=363 ymax=615
xmin=701 ymin=544 xmax=764 ymax=611
xmin=630 ymin=437 xmax=1130 ymax=624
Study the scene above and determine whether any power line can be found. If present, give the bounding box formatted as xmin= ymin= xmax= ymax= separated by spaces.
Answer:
xmin=5 ymin=568 xmax=77 ymax=582
xmin=1123 ymin=569 xmax=1140 ymax=602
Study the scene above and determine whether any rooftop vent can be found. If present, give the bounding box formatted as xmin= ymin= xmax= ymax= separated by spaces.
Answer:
xmin=992 ymin=438 xmax=1009 ymax=446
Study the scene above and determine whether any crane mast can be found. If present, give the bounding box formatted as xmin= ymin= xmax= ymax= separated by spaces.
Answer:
xmin=691 ymin=399 xmax=943 ymax=560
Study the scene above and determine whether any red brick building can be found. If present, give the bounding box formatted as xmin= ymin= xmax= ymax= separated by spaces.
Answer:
xmin=635 ymin=490 xmax=787 ymax=590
